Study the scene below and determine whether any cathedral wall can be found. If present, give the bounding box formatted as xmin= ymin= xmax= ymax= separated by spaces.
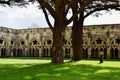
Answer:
xmin=0 ymin=24 xmax=120 ymax=59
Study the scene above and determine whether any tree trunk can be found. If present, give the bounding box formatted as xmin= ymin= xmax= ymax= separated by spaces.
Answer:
xmin=51 ymin=22 xmax=65 ymax=64
xmin=72 ymin=13 xmax=84 ymax=61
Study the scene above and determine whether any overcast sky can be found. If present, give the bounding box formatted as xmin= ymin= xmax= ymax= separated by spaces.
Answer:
xmin=0 ymin=3 xmax=120 ymax=29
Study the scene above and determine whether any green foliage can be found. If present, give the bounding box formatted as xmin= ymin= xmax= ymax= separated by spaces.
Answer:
xmin=0 ymin=57 xmax=120 ymax=80
xmin=83 ymin=0 xmax=120 ymax=18
xmin=0 ymin=0 xmax=34 ymax=7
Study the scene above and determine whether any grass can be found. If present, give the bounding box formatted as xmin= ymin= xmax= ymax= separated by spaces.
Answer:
xmin=0 ymin=57 xmax=120 ymax=80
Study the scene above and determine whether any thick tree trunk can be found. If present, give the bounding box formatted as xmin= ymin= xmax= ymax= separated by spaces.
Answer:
xmin=51 ymin=23 xmax=65 ymax=64
xmin=72 ymin=13 xmax=84 ymax=61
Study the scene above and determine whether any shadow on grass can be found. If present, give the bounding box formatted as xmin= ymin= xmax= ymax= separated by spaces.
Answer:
xmin=0 ymin=57 xmax=71 ymax=61
xmin=83 ymin=58 xmax=120 ymax=62
xmin=0 ymin=57 xmax=52 ymax=60
xmin=0 ymin=60 xmax=120 ymax=80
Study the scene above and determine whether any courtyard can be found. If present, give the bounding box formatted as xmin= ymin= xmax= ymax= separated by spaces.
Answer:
xmin=0 ymin=57 xmax=120 ymax=80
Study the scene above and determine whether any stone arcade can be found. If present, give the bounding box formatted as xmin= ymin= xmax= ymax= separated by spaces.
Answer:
xmin=0 ymin=24 xmax=120 ymax=59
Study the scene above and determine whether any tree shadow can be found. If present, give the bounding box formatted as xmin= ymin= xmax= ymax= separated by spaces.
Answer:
xmin=0 ymin=60 xmax=120 ymax=80
xmin=0 ymin=57 xmax=51 ymax=60
xmin=0 ymin=57 xmax=70 ymax=61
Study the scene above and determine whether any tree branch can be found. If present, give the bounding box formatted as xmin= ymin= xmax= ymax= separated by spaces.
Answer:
xmin=37 ymin=0 xmax=56 ymax=19
xmin=67 ymin=0 xmax=93 ymax=25
xmin=84 ymin=5 xmax=120 ymax=18
xmin=0 ymin=0 xmax=10 ymax=5
xmin=39 ymin=1 xmax=54 ymax=31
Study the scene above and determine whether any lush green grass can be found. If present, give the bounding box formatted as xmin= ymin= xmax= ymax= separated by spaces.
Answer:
xmin=0 ymin=57 xmax=120 ymax=80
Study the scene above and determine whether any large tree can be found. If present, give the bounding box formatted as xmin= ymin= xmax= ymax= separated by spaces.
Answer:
xmin=0 ymin=0 xmax=73 ymax=63
xmin=37 ymin=0 xmax=73 ymax=63
xmin=71 ymin=0 xmax=120 ymax=61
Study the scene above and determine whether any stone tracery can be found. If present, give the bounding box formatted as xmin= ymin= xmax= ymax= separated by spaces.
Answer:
xmin=0 ymin=24 xmax=120 ymax=59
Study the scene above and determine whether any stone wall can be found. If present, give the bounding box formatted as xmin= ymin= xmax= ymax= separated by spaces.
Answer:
xmin=0 ymin=24 xmax=120 ymax=59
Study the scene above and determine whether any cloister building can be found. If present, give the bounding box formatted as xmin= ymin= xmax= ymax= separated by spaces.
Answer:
xmin=0 ymin=24 xmax=120 ymax=59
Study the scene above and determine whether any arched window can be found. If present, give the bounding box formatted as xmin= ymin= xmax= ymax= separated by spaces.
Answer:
xmin=64 ymin=40 xmax=67 ymax=45
xmin=115 ymin=38 xmax=120 ymax=44
xmin=11 ymin=41 xmax=13 ymax=45
xmin=21 ymin=41 xmax=24 ymax=45
xmin=68 ymin=42 xmax=71 ymax=45
xmin=96 ymin=38 xmax=102 ymax=44
xmin=0 ymin=39 xmax=3 ymax=44
xmin=33 ymin=40 xmax=37 ymax=45
xmin=47 ymin=39 xmax=52 ymax=45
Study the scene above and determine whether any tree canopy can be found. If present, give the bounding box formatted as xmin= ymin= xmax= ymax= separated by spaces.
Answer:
xmin=1 ymin=0 xmax=120 ymax=27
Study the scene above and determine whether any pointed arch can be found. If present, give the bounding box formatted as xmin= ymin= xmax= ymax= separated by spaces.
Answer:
xmin=92 ymin=36 xmax=107 ymax=49
xmin=42 ymin=37 xmax=53 ymax=46
xmin=29 ymin=37 xmax=41 ymax=46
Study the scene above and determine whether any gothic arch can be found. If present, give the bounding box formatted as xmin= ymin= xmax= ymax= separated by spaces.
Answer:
xmin=92 ymin=36 xmax=107 ymax=49
xmin=83 ymin=37 xmax=90 ymax=49
xmin=29 ymin=37 xmax=41 ymax=46
xmin=91 ymin=48 xmax=99 ymax=58
xmin=10 ymin=36 xmax=16 ymax=46
xmin=64 ymin=37 xmax=71 ymax=58
xmin=0 ymin=36 xmax=8 ymax=47
xmin=64 ymin=38 xmax=71 ymax=46
xmin=11 ymin=36 xmax=27 ymax=47
xmin=42 ymin=38 xmax=53 ymax=46
xmin=19 ymin=37 xmax=27 ymax=47
xmin=110 ymin=36 xmax=120 ymax=48
xmin=109 ymin=36 xmax=120 ymax=59
xmin=0 ymin=36 xmax=9 ymax=57
xmin=82 ymin=37 xmax=90 ymax=58
xmin=27 ymin=38 xmax=40 ymax=57
xmin=41 ymin=38 xmax=52 ymax=57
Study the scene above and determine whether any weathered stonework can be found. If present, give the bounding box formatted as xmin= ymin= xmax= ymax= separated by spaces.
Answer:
xmin=0 ymin=24 xmax=120 ymax=59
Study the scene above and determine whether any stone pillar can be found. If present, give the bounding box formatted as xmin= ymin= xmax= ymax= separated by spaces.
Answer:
xmin=63 ymin=47 xmax=65 ymax=57
xmin=88 ymin=47 xmax=91 ymax=59
xmin=118 ymin=48 xmax=120 ymax=58
xmin=39 ymin=48 xmax=42 ymax=57
xmin=107 ymin=48 xmax=110 ymax=59
xmin=88 ymin=37 xmax=92 ymax=59
xmin=70 ymin=47 xmax=73 ymax=58
xmin=7 ymin=47 xmax=10 ymax=57
xmin=98 ymin=48 xmax=100 ymax=57
xmin=107 ymin=37 xmax=110 ymax=59
xmin=10 ymin=47 xmax=13 ymax=57
xmin=48 ymin=48 xmax=50 ymax=56
xmin=0 ymin=48 xmax=1 ymax=57
xmin=25 ymin=48 xmax=28 ymax=57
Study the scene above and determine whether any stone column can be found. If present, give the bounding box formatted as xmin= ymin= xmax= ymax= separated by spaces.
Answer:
xmin=70 ymin=47 xmax=73 ymax=58
xmin=10 ymin=47 xmax=13 ymax=57
xmin=25 ymin=48 xmax=28 ymax=57
xmin=8 ymin=47 xmax=11 ymax=57
xmin=63 ymin=47 xmax=65 ymax=57
xmin=107 ymin=47 xmax=110 ymax=59
xmin=0 ymin=48 xmax=1 ymax=56
xmin=88 ymin=37 xmax=92 ymax=59
xmin=107 ymin=37 xmax=110 ymax=59
xmin=48 ymin=48 xmax=50 ymax=56
xmin=39 ymin=47 xmax=42 ymax=57
xmin=98 ymin=48 xmax=100 ymax=58
xmin=88 ymin=47 xmax=91 ymax=59
xmin=118 ymin=48 xmax=120 ymax=58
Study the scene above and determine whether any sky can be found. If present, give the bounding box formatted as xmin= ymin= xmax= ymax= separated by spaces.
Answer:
xmin=0 ymin=3 xmax=120 ymax=29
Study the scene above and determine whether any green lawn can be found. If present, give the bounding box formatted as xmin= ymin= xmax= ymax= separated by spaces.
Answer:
xmin=0 ymin=57 xmax=120 ymax=80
